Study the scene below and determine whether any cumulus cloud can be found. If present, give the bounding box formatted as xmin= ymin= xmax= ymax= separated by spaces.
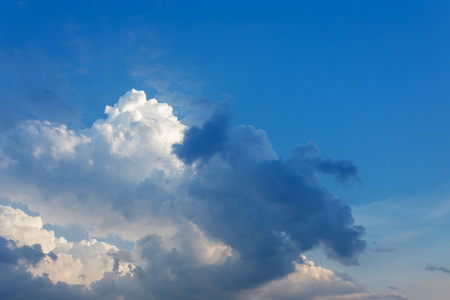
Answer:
xmin=91 ymin=89 xmax=186 ymax=179
xmin=0 ymin=205 xmax=133 ymax=285
xmin=244 ymin=255 xmax=363 ymax=300
xmin=174 ymin=119 xmax=366 ymax=270
xmin=0 ymin=89 xmax=369 ymax=299
xmin=0 ymin=89 xmax=187 ymax=240
xmin=0 ymin=205 xmax=66 ymax=253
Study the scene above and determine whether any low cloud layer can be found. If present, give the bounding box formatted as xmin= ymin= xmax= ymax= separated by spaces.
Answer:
xmin=0 ymin=89 xmax=400 ymax=299
xmin=316 ymin=293 xmax=408 ymax=300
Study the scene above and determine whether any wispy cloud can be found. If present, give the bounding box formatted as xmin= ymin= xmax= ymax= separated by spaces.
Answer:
xmin=315 ymin=292 xmax=408 ymax=300
xmin=425 ymin=263 xmax=450 ymax=274
xmin=371 ymin=248 xmax=394 ymax=253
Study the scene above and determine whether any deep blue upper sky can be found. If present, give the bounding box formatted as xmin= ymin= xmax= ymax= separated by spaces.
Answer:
xmin=1 ymin=1 xmax=448 ymax=206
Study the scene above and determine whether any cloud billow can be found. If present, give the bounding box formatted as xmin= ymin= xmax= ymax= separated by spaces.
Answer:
xmin=172 ymin=107 xmax=232 ymax=164
xmin=174 ymin=113 xmax=366 ymax=273
xmin=0 ymin=89 xmax=371 ymax=300
xmin=0 ymin=236 xmax=45 ymax=267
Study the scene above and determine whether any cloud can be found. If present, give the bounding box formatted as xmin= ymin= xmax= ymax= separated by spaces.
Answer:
xmin=371 ymin=248 xmax=394 ymax=253
xmin=0 ymin=89 xmax=187 ymax=240
xmin=0 ymin=204 xmax=66 ymax=253
xmin=425 ymin=264 xmax=450 ymax=274
xmin=245 ymin=255 xmax=364 ymax=300
xmin=0 ymin=205 xmax=134 ymax=285
xmin=90 ymin=89 xmax=186 ymax=180
xmin=315 ymin=293 xmax=408 ymax=300
xmin=0 ymin=236 xmax=45 ymax=267
xmin=16 ymin=120 xmax=91 ymax=162
xmin=291 ymin=141 xmax=360 ymax=184
xmin=0 ymin=265 xmax=98 ymax=300
xmin=172 ymin=105 xmax=232 ymax=164
xmin=0 ymin=89 xmax=368 ymax=299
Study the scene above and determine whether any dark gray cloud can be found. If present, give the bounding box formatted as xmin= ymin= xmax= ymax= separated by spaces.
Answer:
xmin=314 ymin=159 xmax=360 ymax=183
xmin=176 ymin=114 xmax=366 ymax=269
xmin=425 ymin=263 xmax=450 ymax=274
xmin=0 ymin=236 xmax=45 ymax=266
xmin=169 ymin=113 xmax=367 ymax=296
xmin=291 ymin=141 xmax=360 ymax=184
xmin=0 ymin=237 xmax=91 ymax=299
xmin=0 ymin=266 xmax=98 ymax=300
xmin=172 ymin=106 xmax=232 ymax=164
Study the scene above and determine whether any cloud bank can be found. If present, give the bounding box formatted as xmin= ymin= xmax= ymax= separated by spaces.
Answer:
xmin=0 ymin=89 xmax=404 ymax=299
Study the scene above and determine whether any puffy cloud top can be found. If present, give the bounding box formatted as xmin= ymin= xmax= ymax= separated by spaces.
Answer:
xmin=94 ymin=89 xmax=186 ymax=176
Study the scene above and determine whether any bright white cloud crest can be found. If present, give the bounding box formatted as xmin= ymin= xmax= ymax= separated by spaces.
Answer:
xmin=0 ymin=89 xmax=187 ymax=239
xmin=92 ymin=89 xmax=186 ymax=181
xmin=0 ymin=204 xmax=65 ymax=253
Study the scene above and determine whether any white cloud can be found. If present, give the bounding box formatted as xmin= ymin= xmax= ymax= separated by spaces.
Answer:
xmin=0 ymin=205 xmax=133 ymax=285
xmin=0 ymin=204 xmax=66 ymax=253
xmin=90 ymin=89 xmax=186 ymax=182
xmin=246 ymin=255 xmax=362 ymax=300
xmin=314 ymin=292 xmax=408 ymax=300
xmin=13 ymin=89 xmax=185 ymax=181
xmin=31 ymin=238 xmax=134 ymax=285
xmin=168 ymin=222 xmax=234 ymax=265
xmin=0 ymin=89 xmax=187 ymax=242
xmin=17 ymin=120 xmax=90 ymax=161
xmin=243 ymin=255 xmax=408 ymax=299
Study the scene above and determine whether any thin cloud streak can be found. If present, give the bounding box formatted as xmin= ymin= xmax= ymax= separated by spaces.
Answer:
xmin=425 ymin=264 xmax=450 ymax=274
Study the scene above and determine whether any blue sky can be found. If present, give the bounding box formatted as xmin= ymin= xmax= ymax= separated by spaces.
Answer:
xmin=0 ymin=1 xmax=449 ymax=299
